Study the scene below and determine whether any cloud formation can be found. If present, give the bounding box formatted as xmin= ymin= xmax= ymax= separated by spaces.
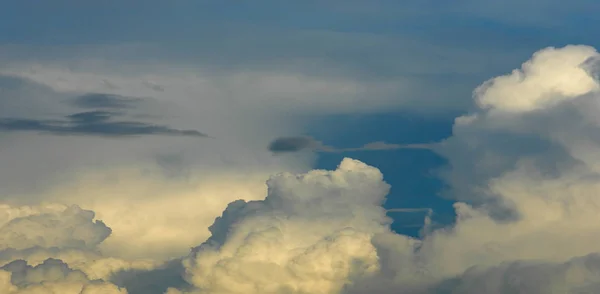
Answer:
xmin=167 ymin=44 xmax=600 ymax=293
xmin=0 ymin=258 xmax=127 ymax=294
xmin=177 ymin=158 xmax=390 ymax=294
xmin=70 ymin=93 xmax=143 ymax=110
xmin=0 ymin=203 xmax=157 ymax=293
xmin=0 ymin=204 xmax=110 ymax=251
xmin=4 ymin=42 xmax=600 ymax=293
xmin=0 ymin=110 xmax=208 ymax=138
xmin=268 ymin=136 xmax=432 ymax=154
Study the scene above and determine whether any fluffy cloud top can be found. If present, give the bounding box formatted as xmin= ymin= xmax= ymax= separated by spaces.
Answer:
xmin=0 ymin=205 xmax=110 ymax=251
xmin=398 ymin=44 xmax=600 ymax=292
xmin=179 ymin=158 xmax=391 ymax=294
xmin=474 ymin=45 xmax=599 ymax=112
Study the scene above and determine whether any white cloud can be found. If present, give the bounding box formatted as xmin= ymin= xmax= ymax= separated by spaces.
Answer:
xmin=47 ymin=170 xmax=274 ymax=260
xmin=0 ymin=203 xmax=156 ymax=294
xmin=157 ymin=40 xmax=600 ymax=293
xmin=367 ymin=44 xmax=600 ymax=292
xmin=177 ymin=158 xmax=391 ymax=294
xmin=474 ymin=45 xmax=599 ymax=112
xmin=0 ymin=204 xmax=110 ymax=251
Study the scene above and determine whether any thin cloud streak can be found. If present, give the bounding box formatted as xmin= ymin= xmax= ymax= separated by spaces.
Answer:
xmin=0 ymin=111 xmax=210 ymax=138
xmin=268 ymin=136 xmax=435 ymax=154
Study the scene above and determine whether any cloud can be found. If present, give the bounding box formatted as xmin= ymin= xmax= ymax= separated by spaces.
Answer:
xmin=430 ymin=253 xmax=600 ymax=294
xmin=5 ymin=34 xmax=600 ymax=294
xmin=110 ymin=259 xmax=190 ymax=294
xmin=473 ymin=45 xmax=599 ymax=112
xmin=0 ymin=56 xmax=316 ymax=261
xmin=0 ymin=258 xmax=127 ymax=294
xmin=268 ymin=136 xmax=433 ymax=154
xmin=70 ymin=93 xmax=144 ymax=110
xmin=0 ymin=110 xmax=209 ymax=138
xmin=159 ymin=44 xmax=600 ymax=293
xmin=47 ymin=170 xmax=276 ymax=260
xmin=267 ymin=136 xmax=326 ymax=153
xmin=0 ymin=203 xmax=159 ymax=294
xmin=347 ymin=44 xmax=600 ymax=292
xmin=177 ymin=158 xmax=391 ymax=294
xmin=0 ymin=204 xmax=110 ymax=251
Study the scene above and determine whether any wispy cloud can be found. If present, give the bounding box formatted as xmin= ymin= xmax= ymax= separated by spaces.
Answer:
xmin=70 ymin=93 xmax=144 ymax=109
xmin=268 ymin=135 xmax=433 ymax=154
xmin=0 ymin=110 xmax=209 ymax=138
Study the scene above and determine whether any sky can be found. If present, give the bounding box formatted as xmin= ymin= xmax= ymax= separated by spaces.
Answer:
xmin=2 ymin=1 xmax=600 ymax=293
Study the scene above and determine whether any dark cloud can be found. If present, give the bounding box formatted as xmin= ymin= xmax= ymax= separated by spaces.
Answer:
xmin=111 ymin=259 xmax=191 ymax=294
xmin=582 ymin=56 xmax=600 ymax=82
xmin=268 ymin=135 xmax=433 ymax=154
xmin=0 ymin=111 xmax=209 ymax=138
xmin=67 ymin=110 xmax=113 ymax=123
xmin=70 ymin=93 xmax=143 ymax=109
xmin=267 ymin=136 xmax=323 ymax=153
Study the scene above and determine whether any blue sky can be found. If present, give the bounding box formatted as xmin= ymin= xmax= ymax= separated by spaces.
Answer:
xmin=308 ymin=112 xmax=456 ymax=236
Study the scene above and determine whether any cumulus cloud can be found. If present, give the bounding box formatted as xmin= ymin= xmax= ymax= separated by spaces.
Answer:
xmin=473 ymin=45 xmax=599 ymax=112
xmin=177 ymin=158 xmax=391 ymax=294
xmin=0 ymin=204 xmax=110 ymax=251
xmin=0 ymin=258 xmax=127 ymax=294
xmin=47 ymin=170 xmax=275 ymax=260
xmin=164 ymin=44 xmax=600 ymax=293
xmin=352 ymin=44 xmax=600 ymax=292
xmin=0 ymin=203 xmax=160 ymax=294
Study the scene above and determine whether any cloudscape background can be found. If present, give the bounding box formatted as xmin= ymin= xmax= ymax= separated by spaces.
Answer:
xmin=1 ymin=1 xmax=600 ymax=293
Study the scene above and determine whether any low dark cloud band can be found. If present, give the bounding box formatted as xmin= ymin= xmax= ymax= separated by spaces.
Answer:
xmin=0 ymin=110 xmax=208 ymax=138
xmin=268 ymin=136 xmax=433 ymax=154
xmin=70 ymin=93 xmax=144 ymax=110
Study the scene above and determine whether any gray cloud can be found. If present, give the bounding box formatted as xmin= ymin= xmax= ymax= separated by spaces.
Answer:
xmin=143 ymin=81 xmax=165 ymax=92
xmin=0 ymin=110 xmax=209 ymax=138
xmin=268 ymin=136 xmax=433 ymax=154
xmin=111 ymin=259 xmax=190 ymax=294
xmin=268 ymin=136 xmax=324 ymax=153
xmin=70 ymin=93 xmax=144 ymax=109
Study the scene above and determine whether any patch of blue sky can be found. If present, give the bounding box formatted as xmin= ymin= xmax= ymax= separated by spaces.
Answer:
xmin=307 ymin=112 xmax=457 ymax=237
